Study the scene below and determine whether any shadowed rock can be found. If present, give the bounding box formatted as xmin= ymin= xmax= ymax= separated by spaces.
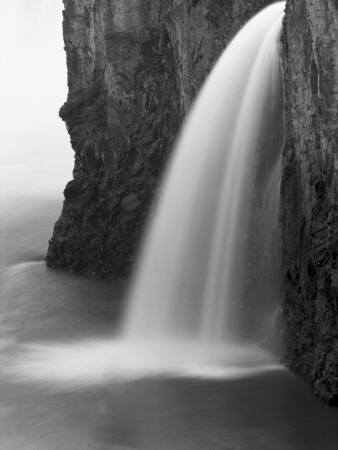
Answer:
xmin=46 ymin=0 xmax=275 ymax=279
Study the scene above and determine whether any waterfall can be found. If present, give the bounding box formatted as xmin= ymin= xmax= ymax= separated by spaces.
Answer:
xmin=3 ymin=3 xmax=286 ymax=385
xmin=122 ymin=3 xmax=285 ymax=348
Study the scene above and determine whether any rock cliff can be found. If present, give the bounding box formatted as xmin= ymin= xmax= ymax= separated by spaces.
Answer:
xmin=281 ymin=0 xmax=338 ymax=404
xmin=47 ymin=0 xmax=338 ymax=403
xmin=47 ymin=0 xmax=274 ymax=279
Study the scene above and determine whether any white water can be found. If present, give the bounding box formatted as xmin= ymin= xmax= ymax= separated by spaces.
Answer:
xmin=123 ymin=3 xmax=285 ymax=344
xmin=3 ymin=2 xmax=286 ymax=386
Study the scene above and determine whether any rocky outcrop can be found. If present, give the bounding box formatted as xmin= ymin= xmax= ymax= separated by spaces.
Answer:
xmin=47 ymin=0 xmax=274 ymax=278
xmin=281 ymin=0 xmax=338 ymax=404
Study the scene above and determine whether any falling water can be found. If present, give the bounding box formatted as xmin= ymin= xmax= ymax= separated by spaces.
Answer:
xmin=3 ymin=2 xmax=286 ymax=385
xmin=122 ymin=3 xmax=285 ymax=348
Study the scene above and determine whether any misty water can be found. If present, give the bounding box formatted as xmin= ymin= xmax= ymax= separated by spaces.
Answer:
xmin=1 ymin=2 xmax=338 ymax=449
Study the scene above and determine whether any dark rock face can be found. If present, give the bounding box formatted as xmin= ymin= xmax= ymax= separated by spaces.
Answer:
xmin=281 ymin=0 xmax=338 ymax=404
xmin=47 ymin=0 xmax=274 ymax=279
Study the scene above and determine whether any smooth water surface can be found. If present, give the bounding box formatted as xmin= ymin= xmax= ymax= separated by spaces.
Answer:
xmin=0 ymin=158 xmax=337 ymax=450
xmin=1 ymin=257 xmax=338 ymax=449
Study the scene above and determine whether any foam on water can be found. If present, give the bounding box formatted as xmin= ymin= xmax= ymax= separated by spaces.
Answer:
xmin=3 ymin=339 xmax=283 ymax=388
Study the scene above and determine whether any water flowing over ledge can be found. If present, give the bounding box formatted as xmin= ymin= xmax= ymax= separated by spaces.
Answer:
xmin=2 ymin=2 xmax=286 ymax=388
xmin=122 ymin=3 xmax=285 ymax=345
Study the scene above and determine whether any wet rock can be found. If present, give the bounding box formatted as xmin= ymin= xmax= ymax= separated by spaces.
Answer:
xmin=281 ymin=0 xmax=338 ymax=402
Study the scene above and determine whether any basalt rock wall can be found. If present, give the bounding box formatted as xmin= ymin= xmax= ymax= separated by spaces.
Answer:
xmin=47 ymin=0 xmax=274 ymax=278
xmin=281 ymin=0 xmax=338 ymax=404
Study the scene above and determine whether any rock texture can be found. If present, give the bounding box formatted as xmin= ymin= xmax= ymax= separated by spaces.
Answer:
xmin=47 ymin=0 xmax=274 ymax=279
xmin=281 ymin=0 xmax=338 ymax=404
